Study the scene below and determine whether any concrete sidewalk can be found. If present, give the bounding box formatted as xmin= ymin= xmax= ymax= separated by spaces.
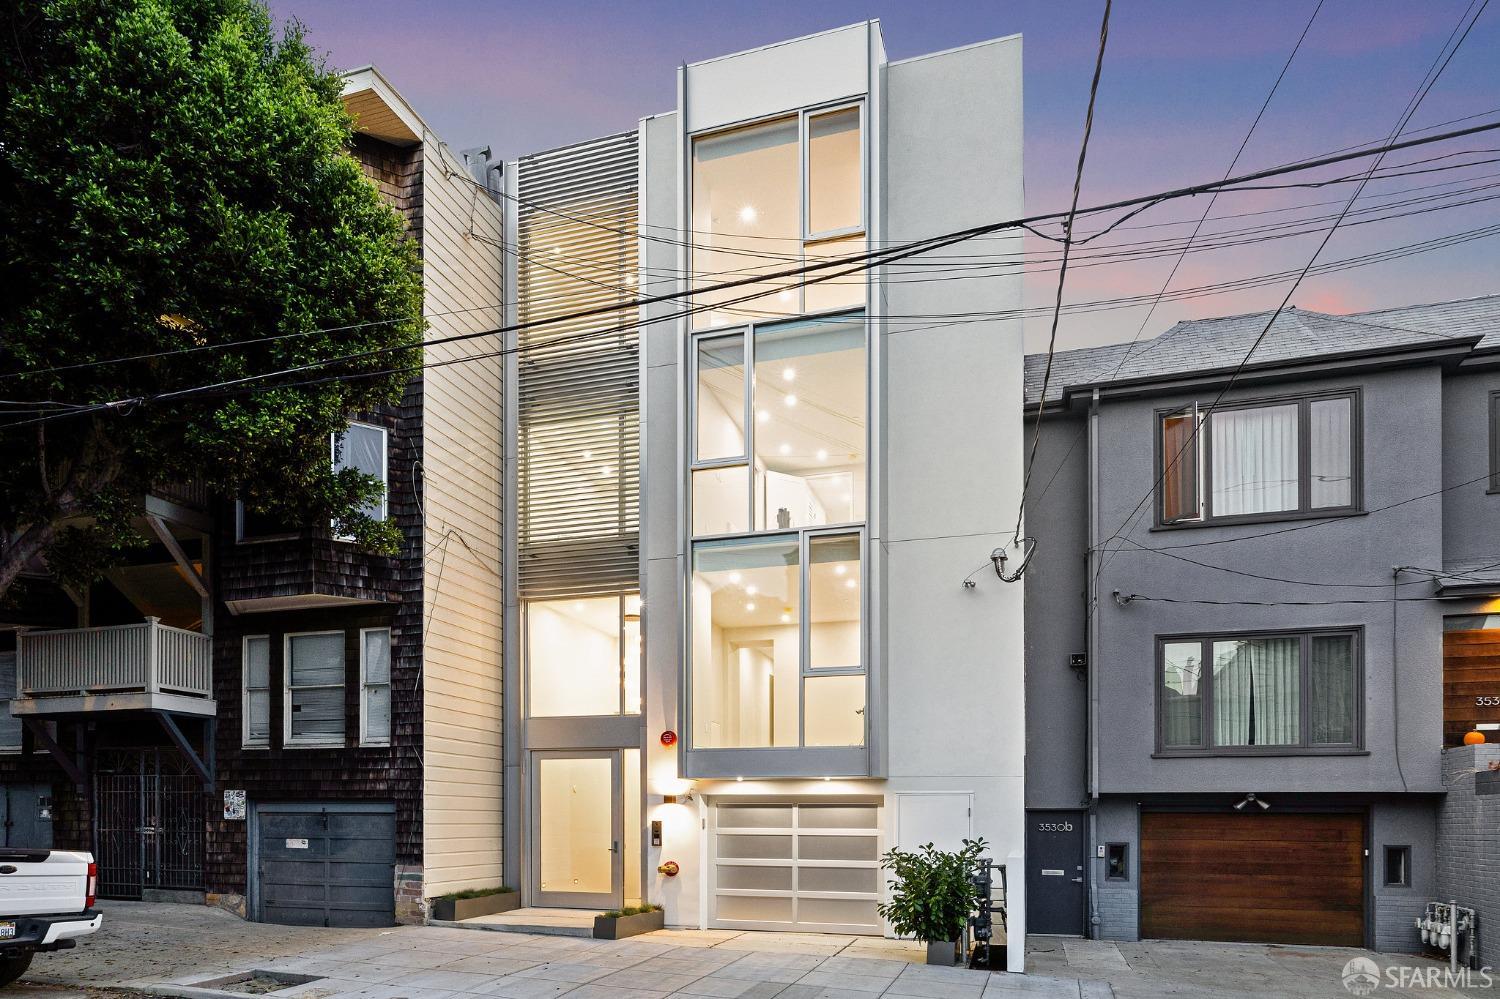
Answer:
xmin=21 ymin=902 xmax=1494 ymax=999
xmin=21 ymin=902 xmax=1104 ymax=999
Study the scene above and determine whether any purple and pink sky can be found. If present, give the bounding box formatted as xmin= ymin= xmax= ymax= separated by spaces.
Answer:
xmin=268 ymin=0 xmax=1499 ymax=351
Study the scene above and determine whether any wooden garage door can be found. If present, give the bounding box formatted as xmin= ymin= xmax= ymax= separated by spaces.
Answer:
xmin=1140 ymin=812 xmax=1364 ymax=946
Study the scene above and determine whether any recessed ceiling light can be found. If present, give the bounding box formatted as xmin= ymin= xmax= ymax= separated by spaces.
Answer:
xmin=582 ymin=449 xmax=594 ymax=460
xmin=599 ymin=466 xmax=613 ymax=477
xmin=816 ymin=449 xmax=828 ymax=462
xmin=778 ymin=443 xmax=791 ymax=455
xmin=844 ymin=579 xmax=857 ymax=589
xmin=745 ymin=602 xmax=757 ymax=612
xmin=780 ymin=612 xmax=791 ymax=624
xmin=746 ymin=585 xmax=758 ymax=596
xmin=757 ymin=409 xmax=769 ymax=424
xmin=738 ymin=205 xmax=758 ymax=225
xmin=834 ymin=565 xmax=847 ymax=576
xmin=784 ymin=394 xmax=798 ymax=408
xmin=729 ymin=571 xmax=742 ymax=584
xmin=782 ymin=367 xmax=796 ymax=382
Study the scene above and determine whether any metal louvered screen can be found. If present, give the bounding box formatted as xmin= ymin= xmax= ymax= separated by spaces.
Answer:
xmin=517 ymin=131 xmax=640 ymax=598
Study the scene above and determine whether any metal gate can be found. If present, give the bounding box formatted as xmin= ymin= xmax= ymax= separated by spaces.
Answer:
xmin=94 ymin=748 xmax=205 ymax=899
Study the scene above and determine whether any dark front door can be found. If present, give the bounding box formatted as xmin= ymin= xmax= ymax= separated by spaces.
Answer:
xmin=255 ymin=802 xmax=396 ymax=928
xmin=1026 ymin=810 xmax=1087 ymax=935
xmin=0 ymin=784 xmax=54 ymax=848
xmin=94 ymin=748 xmax=205 ymax=899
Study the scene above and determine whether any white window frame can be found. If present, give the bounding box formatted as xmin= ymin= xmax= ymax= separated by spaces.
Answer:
xmin=690 ymin=101 xmax=867 ymax=328
xmin=359 ymin=627 xmax=393 ymax=747
xmin=241 ymin=634 xmax=271 ymax=749
xmin=522 ymin=593 xmax=642 ymax=720
xmin=331 ymin=421 xmax=389 ymax=541
xmin=801 ymin=101 xmax=867 ymax=243
xmin=283 ymin=629 xmax=346 ymax=749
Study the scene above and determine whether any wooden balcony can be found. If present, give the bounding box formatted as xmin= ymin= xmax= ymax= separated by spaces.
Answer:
xmin=14 ymin=618 xmax=215 ymax=717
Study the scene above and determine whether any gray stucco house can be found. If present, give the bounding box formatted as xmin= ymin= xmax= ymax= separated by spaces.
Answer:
xmin=1022 ymin=295 xmax=1500 ymax=958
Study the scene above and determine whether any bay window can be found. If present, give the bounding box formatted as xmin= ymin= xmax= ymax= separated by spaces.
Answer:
xmin=1157 ymin=629 xmax=1361 ymax=753
xmin=691 ymin=105 xmax=865 ymax=329
xmin=1159 ymin=390 xmax=1359 ymax=525
xmin=526 ymin=594 xmax=641 ymax=718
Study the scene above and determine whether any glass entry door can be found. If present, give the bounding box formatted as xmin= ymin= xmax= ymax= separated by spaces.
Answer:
xmin=531 ymin=751 xmax=622 ymax=908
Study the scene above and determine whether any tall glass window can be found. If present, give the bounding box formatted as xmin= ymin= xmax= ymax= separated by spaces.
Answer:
xmin=527 ymin=594 xmax=641 ymax=718
xmin=692 ymin=105 xmax=865 ymax=328
xmin=691 ymin=313 xmax=865 ymax=537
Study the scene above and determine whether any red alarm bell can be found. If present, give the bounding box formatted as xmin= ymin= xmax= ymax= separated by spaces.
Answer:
xmin=660 ymin=730 xmax=677 ymax=747
xmin=657 ymin=860 xmax=680 ymax=877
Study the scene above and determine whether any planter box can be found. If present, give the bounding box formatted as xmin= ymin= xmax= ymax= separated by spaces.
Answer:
xmin=430 ymin=890 xmax=520 ymax=921
xmin=593 ymin=909 xmax=665 ymax=940
xmin=926 ymin=940 xmax=961 ymax=966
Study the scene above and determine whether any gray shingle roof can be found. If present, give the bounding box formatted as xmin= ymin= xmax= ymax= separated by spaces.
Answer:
xmin=1434 ymin=555 xmax=1500 ymax=595
xmin=1024 ymin=294 xmax=1500 ymax=406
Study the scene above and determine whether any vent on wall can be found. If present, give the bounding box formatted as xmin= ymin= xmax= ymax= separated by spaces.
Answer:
xmin=516 ymin=131 xmax=640 ymax=598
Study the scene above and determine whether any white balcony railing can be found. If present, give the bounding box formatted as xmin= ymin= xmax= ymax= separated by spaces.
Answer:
xmin=17 ymin=618 xmax=212 ymax=700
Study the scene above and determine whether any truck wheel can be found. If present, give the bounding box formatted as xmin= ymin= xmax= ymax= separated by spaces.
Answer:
xmin=0 ymin=952 xmax=33 ymax=987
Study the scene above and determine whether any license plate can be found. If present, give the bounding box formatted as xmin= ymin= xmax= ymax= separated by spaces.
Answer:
xmin=0 ymin=922 xmax=14 ymax=939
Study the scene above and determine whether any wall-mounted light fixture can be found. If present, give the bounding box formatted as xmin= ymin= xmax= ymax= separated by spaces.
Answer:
xmin=1233 ymin=792 xmax=1271 ymax=811
xmin=663 ymin=791 xmax=695 ymax=805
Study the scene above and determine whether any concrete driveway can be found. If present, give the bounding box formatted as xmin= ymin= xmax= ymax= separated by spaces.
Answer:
xmin=16 ymin=903 xmax=1495 ymax=999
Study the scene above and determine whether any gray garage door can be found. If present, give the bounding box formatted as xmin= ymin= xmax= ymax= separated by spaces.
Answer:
xmin=254 ymin=802 xmax=395 ymax=928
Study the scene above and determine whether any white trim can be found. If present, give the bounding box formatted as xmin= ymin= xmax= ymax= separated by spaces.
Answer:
xmin=283 ymin=630 xmax=346 ymax=749
xmin=241 ymin=634 xmax=271 ymax=749
xmin=359 ymin=627 xmax=393 ymax=747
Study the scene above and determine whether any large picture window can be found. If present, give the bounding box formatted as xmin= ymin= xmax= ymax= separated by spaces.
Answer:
xmin=691 ymin=106 xmax=864 ymax=329
xmin=691 ymin=313 xmax=865 ymax=536
xmin=1159 ymin=391 xmax=1359 ymax=525
xmin=1158 ymin=629 xmax=1361 ymax=753
xmin=691 ymin=532 xmax=864 ymax=750
xmin=526 ymin=594 xmax=641 ymax=718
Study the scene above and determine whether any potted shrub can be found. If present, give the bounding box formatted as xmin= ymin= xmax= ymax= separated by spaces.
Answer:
xmin=429 ymin=885 xmax=520 ymax=921
xmin=593 ymin=903 xmax=665 ymax=939
xmin=876 ymin=838 xmax=987 ymax=966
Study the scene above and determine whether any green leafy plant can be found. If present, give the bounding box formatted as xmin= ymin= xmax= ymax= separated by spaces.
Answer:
xmin=0 ymin=0 xmax=425 ymax=597
xmin=875 ymin=838 xmax=987 ymax=943
xmin=600 ymin=903 xmax=662 ymax=918
xmin=437 ymin=886 xmax=514 ymax=902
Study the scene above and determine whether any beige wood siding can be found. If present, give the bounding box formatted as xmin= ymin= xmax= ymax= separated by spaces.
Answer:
xmin=420 ymin=136 xmax=506 ymax=896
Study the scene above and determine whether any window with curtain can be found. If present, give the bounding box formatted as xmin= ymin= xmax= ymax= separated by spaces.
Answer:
xmin=1159 ymin=392 xmax=1358 ymax=525
xmin=361 ymin=628 xmax=392 ymax=746
xmin=285 ymin=631 xmax=345 ymax=747
xmin=1158 ymin=630 xmax=1359 ymax=752
xmin=243 ymin=636 xmax=271 ymax=748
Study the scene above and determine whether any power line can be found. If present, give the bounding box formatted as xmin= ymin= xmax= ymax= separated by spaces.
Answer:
xmin=1089 ymin=0 xmax=1491 ymax=601
xmin=1014 ymin=0 xmax=1112 ymax=542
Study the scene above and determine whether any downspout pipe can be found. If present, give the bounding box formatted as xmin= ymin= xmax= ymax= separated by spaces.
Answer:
xmin=1086 ymin=387 xmax=1102 ymax=937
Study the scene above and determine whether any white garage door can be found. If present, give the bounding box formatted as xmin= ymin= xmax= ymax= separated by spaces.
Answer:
xmin=710 ymin=801 xmax=881 ymax=934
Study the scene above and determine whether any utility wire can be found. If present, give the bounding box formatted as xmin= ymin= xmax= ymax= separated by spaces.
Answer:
xmin=1090 ymin=0 xmax=1490 ymax=601
xmin=1014 ymin=0 xmax=1112 ymax=543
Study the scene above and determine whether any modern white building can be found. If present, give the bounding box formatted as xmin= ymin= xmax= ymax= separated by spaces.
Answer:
xmin=497 ymin=22 xmax=1029 ymax=963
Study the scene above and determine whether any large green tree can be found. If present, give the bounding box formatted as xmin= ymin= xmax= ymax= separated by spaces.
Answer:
xmin=0 ymin=0 xmax=424 ymax=599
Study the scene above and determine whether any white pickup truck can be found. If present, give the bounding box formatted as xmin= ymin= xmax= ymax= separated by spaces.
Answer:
xmin=0 ymin=849 xmax=101 ymax=986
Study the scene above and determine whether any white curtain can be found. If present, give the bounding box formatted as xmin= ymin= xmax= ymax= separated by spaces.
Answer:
xmin=1310 ymin=398 xmax=1353 ymax=508
xmin=1211 ymin=404 xmax=1299 ymax=516
xmin=1212 ymin=638 xmax=1300 ymax=746
xmin=1309 ymin=635 xmax=1355 ymax=744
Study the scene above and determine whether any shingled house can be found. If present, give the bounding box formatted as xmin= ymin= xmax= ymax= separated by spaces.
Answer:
xmin=0 ymin=69 xmax=503 ymax=926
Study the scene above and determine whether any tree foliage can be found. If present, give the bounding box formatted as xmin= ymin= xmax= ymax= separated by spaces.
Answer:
xmin=0 ymin=0 xmax=424 ymax=597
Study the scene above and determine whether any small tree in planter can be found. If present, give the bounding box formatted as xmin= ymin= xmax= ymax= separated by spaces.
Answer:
xmin=876 ymin=838 xmax=987 ymax=966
